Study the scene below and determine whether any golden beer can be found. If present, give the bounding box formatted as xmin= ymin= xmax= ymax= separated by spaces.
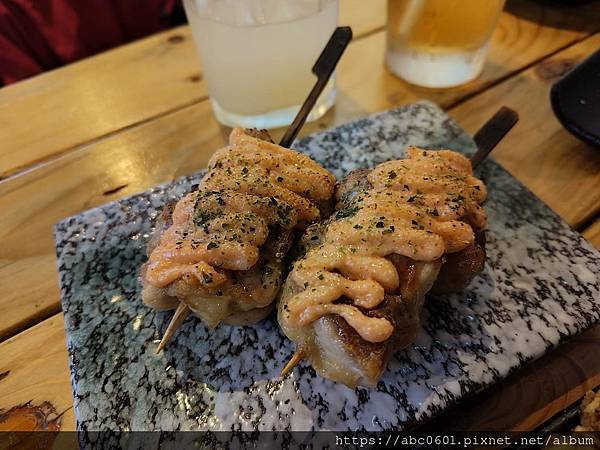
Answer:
xmin=386 ymin=0 xmax=505 ymax=87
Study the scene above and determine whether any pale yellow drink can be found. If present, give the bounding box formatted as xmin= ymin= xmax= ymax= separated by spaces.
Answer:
xmin=184 ymin=0 xmax=338 ymax=128
xmin=386 ymin=0 xmax=505 ymax=87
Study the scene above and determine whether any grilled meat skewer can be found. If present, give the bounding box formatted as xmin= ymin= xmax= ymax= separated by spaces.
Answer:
xmin=278 ymin=147 xmax=487 ymax=387
xmin=140 ymin=128 xmax=336 ymax=349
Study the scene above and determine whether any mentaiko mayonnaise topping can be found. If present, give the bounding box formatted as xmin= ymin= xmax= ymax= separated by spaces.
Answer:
xmin=281 ymin=147 xmax=487 ymax=343
xmin=144 ymin=128 xmax=335 ymax=290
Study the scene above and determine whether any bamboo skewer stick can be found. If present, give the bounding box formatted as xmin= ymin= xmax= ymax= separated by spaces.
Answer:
xmin=280 ymin=347 xmax=306 ymax=378
xmin=155 ymin=302 xmax=191 ymax=354
xmin=279 ymin=27 xmax=352 ymax=147
xmin=470 ymin=106 xmax=518 ymax=170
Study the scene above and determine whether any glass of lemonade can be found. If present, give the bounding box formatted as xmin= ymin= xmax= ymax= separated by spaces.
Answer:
xmin=183 ymin=0 xmax=339 ymax=129
xmin=386 ymin=0 xmax=506 ymax=88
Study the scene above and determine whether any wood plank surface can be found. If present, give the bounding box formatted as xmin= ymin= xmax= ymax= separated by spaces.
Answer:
xmin=0 ymin=0 xmax=386 ymax=180
xmin=0 ymin=313 xmax=75 ymax=432
xmin=428 ymin=326 xmax=600 ymax=431
xmin=0 ymin=101 xmax=223 ymax=341
xmin=2 ymin=0 xmax=600 ymax=178
xmin=450 ymin=33 xmax=600 ymax=229
xmin=0 ymin=26 xmax=204 ymax=180
xmin=4 ymin=30 xmax=600 ymax=343
xmin=2 ymin=314 xmax=599 ymax=432
xmin=0 ymin=255 xmax=61 ymax=343
xmin=583 ymin=219 xmax=600 ymax=249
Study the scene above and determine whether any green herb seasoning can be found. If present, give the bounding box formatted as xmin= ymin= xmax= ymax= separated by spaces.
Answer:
xmin=336 ymin=206 xmax=360 ymax=220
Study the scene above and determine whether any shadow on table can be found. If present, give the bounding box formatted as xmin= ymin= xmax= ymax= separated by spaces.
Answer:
xmin=505 ymin=0 xmax=600 ymax=32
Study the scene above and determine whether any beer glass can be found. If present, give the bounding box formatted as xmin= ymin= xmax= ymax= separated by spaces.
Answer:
xmin=386 ymin=0 xmax=506 ymax=88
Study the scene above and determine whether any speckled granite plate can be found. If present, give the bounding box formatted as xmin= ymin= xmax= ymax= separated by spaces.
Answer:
xmin=55 ymin=101 xmax=600 ymax=431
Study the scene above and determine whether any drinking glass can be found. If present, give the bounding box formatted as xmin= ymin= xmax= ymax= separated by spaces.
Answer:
xmin=183 ymin=0 xmax=339 ymax=128
xmin=386 ymin=0 xmax=506 ymax=88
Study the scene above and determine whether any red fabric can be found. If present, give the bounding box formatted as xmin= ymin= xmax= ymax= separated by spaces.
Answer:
xmin=0 ymin=0 xmax=181 ymax=86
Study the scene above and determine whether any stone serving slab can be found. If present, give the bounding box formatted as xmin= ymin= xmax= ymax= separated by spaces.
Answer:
xmin=55 ymin=101 xmax=600 ymax=432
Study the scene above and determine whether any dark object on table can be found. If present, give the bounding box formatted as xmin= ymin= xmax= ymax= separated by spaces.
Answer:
xmin=551 ymin=47 xmax=600 ymax=148
xmin=471 ymin=106 xmax=519 ymax=168
xmin=535 ymin=0 xmax=598 ymax=4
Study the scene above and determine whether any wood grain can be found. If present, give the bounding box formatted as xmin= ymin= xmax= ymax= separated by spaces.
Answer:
xmin=2 ymin=0 xmax=600 ymax=178
xmin=427 ymin=325 xmax=600 ymax=431
xmin=0 ymin=0 xmax=386 ymax=180
xmin=0 ymin=313 xmax=75 ymax=431
xmin=3 ymin=31 xmax=600 ymax=343
xmin=450 ymin=33 xmax=600 ymax=229
xmin=0 ymin=255 xmax=61 ymax=341
xmin=0 ymin=26 xmax=204 ymax=179
xmin=0 ymin=101 xmax=223 ymax=340
xmin=583 ymin=219 xmax=600 ymax=250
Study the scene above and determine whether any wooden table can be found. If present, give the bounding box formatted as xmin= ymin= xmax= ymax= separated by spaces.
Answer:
xmin=1 ymin=0 xmax=599 ymax=432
